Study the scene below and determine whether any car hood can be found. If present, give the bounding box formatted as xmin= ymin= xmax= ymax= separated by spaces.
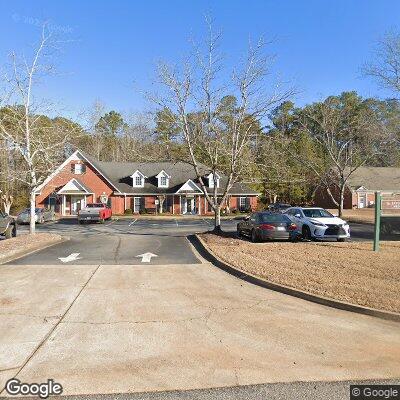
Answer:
xmin=309 ymin=217 xmax=347 ymax=225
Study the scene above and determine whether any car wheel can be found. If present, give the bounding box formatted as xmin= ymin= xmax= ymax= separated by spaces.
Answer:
xmin=251 ymin=229 xmax=258 ymax=243
xmin=337 ymin=238 xmax=346 ymax=242
xmin=236 ymin=226 xmax=242 ymax=238
xmin=302 ymin=225 xmax=312 ymax=241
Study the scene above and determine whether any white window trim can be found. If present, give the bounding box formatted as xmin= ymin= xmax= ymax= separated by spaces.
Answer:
xmin=74 ymin=163 xmax=84 ymax=175
xmin=159 ymin=176 xmax=168 ymax=187
xmin=130 ymin=170 xmax=146 ymax=188
xmin=156 ymin=170 xmax=170 ymax=188
xmin=207 ymin=173 xmax=220 ymax=189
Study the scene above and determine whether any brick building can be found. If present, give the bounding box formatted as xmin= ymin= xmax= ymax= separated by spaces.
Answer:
xmin=34 ymin=150 xmax=259 ymax=216
xmin=314 ymin=167 xmax=400 ymax=209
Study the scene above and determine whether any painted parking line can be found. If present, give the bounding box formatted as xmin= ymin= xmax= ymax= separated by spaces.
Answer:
xmin=129 ymin=219 xmax=137 ymax=226
xmin=175 ymin=219 xmax=179 ymax=227
xmin=202 ymin=218 xmax=211 ymax=225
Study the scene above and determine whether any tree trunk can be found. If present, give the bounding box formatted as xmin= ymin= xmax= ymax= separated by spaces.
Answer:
xmin=29 ymin=190 xmax=36 ymax=234
xmin=213 ymin=205 xmax=222 ymax=233
xmin=1 ymin=194 xmax=13 ymax=215
xmin=338 ymin=185 xmax=345 ymax=218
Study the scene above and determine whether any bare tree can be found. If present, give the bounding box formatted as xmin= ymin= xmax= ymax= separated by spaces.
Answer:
xmin=286 ymin=94 xmax=392 ymax=216
xmin=364 ymin=32 xmax=400 ymax=94
xmin=151 ymin=21 xmax=293 ymax=231
xmin=0 ymin=26 xmax=77 ymax=233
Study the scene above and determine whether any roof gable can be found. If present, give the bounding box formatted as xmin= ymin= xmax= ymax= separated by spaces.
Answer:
xmin=57 ymin=178 xmax=93 ymax=194
xmin=176 ymin=179 xmax=203 ymax=193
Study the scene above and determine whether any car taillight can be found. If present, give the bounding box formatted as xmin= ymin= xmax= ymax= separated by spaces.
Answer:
xmin=288 ymin=223 xmax=297 ymax=231
xmin=259 ymin=224 xmax=275 ymax=230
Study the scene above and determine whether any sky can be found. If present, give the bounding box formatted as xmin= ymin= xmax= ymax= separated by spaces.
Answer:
xmin=0 ymin=0 xmax=399 ymax=123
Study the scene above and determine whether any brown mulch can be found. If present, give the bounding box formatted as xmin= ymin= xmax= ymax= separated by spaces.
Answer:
xmin=200 ymin=233 xmax=400 ymax=313
xmin=0 ymin=233 xmax=63 ymax=264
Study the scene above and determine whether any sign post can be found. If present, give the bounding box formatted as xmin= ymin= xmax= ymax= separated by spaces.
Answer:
xmin=373 ymin=191 xmax=381 ymax=252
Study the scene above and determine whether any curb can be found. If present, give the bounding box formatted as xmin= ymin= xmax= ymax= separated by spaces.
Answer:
xmin=188 ymin=234 xmax=400 ymax=323
xmin=0 ymin=236 xmax=68 ymax=265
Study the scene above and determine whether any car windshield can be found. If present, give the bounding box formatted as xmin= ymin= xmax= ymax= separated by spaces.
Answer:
xmin=303 ymin=209 xmax=333 ymax=218
xmin=87 ymin=204 xmax=103 ymax=208
xmin=259 ymin=213 xmax=291 ymax=223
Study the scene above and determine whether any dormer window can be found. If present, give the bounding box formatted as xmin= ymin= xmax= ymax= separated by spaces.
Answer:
xmin=130 ymin=170 xmax=146 ymax=188
xmin=156 ymin=170 xmax=170 ymax=188
xmin=207 ymin=173 xmax=220 ymax=189
xmin=135 ymin=176 xmax=142 ymax=186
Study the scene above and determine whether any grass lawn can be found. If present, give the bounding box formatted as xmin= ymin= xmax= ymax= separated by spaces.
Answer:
xmin=200 ymin=233 xmax=400 ymax=313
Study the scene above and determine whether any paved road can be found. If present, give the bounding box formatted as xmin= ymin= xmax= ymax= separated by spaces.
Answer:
xmin=13 ymin=218 xmax=378 ymax=266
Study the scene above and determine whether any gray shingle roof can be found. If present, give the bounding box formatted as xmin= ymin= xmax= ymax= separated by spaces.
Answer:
xmin=347 ymin=167 xmax=400 ymax=191
xmin=80 ymin=151 xmax=258 ymax=195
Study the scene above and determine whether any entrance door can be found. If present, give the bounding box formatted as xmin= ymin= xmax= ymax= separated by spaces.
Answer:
xmin=186 ymin=198 xmax=192 ymax=213
xmin=71 ymin=196 xmax=85 ymax=215
xmin=359 ymin=194 xmax=367 ymax=209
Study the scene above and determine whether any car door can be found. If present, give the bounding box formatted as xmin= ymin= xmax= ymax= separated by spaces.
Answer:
xmin=248 ymin=213 xmax=257 ymax=233
xmin=292 ymin=208 xmax=305 ymax=228
xmin=242 ymin=213 xmax=253 ymax=234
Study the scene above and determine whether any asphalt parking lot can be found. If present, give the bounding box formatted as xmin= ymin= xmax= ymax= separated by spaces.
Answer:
xmin=12 ymin=218 xmax=237 ymax=265
xmin=12 ymin=218 xmax=378 ymax=266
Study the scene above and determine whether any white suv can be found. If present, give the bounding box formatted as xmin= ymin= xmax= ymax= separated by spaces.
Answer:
xmin=285 ymin=207 xmax=350 ymax=242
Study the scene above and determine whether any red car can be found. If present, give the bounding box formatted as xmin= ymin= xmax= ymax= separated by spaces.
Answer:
xmin=77 ymin=203 xmax=112 ymax=224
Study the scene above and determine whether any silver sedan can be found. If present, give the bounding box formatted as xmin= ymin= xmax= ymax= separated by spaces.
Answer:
xmin=17 ymin=208 xmax=56 ymax=224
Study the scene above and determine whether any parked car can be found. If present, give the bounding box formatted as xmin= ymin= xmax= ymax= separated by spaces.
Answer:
xmin=78 ymin=203 xmax=112 ymax=224
xmin=237 ymin=212 xmax=301 ymax=242
xmin=267 ymin=203 xmax=292 ymax=213
xmin=0 ymin=212 xmax=17 ymax=239
xmin=285 ymin=207 xmax=350 ymax=242
xmin=17 ymin=208 xmax=55 ymax=224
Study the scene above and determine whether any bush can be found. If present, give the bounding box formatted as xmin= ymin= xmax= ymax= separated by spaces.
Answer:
xmin=124 ymin=209 xmax=133 ymax=215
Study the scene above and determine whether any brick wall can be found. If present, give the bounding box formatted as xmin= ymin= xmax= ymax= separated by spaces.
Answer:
xmin=314 ymin=185 xmax=353 ymax=209
xmin=36 ymin=159 xmax=116 ymax=212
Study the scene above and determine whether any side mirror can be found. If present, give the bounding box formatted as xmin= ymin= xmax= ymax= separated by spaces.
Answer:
xmin=294 ymin=213 xmax=301 ymax=219
xmin=243 ymin=215 xmax=250 ymax=221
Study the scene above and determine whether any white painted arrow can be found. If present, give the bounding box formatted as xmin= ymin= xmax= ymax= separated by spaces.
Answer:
xmin=58 ymin=253 xmax=81 ymax=263
xmin=136 ymin=252 xmax=158 ymax=263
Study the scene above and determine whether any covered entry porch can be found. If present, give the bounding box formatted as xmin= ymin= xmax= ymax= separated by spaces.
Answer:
xmin=57 ymin=179 xmax=94 ymax=216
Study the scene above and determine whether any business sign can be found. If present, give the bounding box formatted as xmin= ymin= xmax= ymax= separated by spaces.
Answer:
xmin=100 ymin=194 xmax=108 ymax=204
xmin=375 ymin=193 xmax=400 ymax=251
xmin=381 ymin=199 xmax=400 ymax=210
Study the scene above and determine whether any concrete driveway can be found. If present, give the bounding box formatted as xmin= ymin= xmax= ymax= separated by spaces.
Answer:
xmin=1 ymin=256 xmax=400 ymax=396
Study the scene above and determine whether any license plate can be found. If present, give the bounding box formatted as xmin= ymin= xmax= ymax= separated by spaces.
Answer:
xmin=277 ymin=226 xmax=285 ymax=231
xmin=85 ymin=217 xmax=91 ymax=220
